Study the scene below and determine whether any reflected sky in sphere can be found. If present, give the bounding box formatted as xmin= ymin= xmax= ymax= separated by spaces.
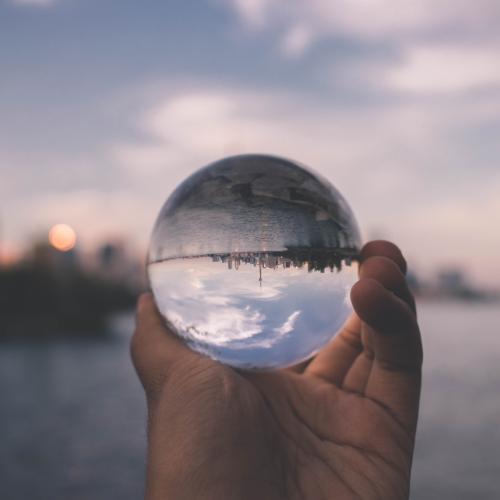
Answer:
xmin=149 ymin=257 xmax=358 ymax=369
xmin=148 ymin=154 xmax=362 ymax=370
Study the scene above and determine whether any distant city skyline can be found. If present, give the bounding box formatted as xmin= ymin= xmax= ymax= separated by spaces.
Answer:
xmin=1 ymin=1 xmax=500 ymax=286
xmin=209 ymin=250 xmax=354 ymax=275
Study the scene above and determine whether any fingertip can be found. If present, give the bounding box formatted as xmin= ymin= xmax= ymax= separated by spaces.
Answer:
xmin=361 ymin=240 xmax=407 ymax=275
xmin=360 ymin=256 xmax=406 ymax=285
xmin=359 ymin=256 xmax=415 ymax=312
xmin=351 ymin=278 xmax=417 ymax=336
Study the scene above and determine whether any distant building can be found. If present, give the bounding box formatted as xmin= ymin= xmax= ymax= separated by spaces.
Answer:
xmin=209 ymin=250 xmax=353 ymax=274
xmin=30 ymin=240 xmax=79 ymax=272
xmin=406 ymin=270 xmax=420 ymax=294
xmin=94 ymin=242 xmax=145 ymax=292
xmin=437 ymin=269 xmax=466 ymax=292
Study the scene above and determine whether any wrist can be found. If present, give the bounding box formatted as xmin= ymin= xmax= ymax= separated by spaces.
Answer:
xmin=145 ymin=456 xmax=275 ymax=500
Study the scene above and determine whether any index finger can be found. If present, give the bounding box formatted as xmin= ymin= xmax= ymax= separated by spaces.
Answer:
xmin=305 ymin=240 xmax=413 ymax=385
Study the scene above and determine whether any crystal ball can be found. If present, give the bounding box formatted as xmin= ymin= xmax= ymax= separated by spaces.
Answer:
xmin=148 ymin=154 xmax=362 ymax=370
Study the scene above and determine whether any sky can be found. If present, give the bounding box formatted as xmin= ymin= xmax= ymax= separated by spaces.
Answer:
xmin=1 ymin=0 xmax=500 ymax=286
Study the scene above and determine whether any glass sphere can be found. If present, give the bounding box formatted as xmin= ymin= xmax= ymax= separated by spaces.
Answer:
xmin=148 ymin=154 xmax=362 ymax=370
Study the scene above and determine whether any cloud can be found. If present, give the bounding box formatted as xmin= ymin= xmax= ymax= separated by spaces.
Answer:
xmin=11 ymin=0 xmax=57 ymax=6
xmin=274 ymin=310 xmax=301 ymax=336
xmin=111 ymin=86 xmax=454 ymax=198
xmin=111 ymin=83 xmax=500 ymax=286
xmin=222 ymin=0 xmax=500 ymax=99
xmin=228 ymin=0 xmax=271 ymax=28
xmin=224 ymin=0 xmax=500 ymax=45
xmin=281 ymin=24 xmax=314 ymax=58
xmin=113 ymin=89 xmax=358 ymax=199
xmin=384 ymin=44 xmax=500 ymax=93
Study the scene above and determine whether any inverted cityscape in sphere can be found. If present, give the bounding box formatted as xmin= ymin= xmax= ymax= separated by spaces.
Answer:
xmin=148 ymin=154 xmax=362 ymax=370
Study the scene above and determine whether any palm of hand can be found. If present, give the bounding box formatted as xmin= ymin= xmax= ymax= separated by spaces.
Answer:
xmin=243 ymin=369 xmax=411 ymax=500
xmin=133 ymin=242 xmax=422 ymax=500
xmin=156 ymin=328 xmax=412 ymax=499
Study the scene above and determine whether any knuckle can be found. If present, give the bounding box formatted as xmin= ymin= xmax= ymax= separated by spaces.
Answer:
xmin=362 ymin=256 xmax=403 ymax=280
xmin=361 ymin=256 xmax=411 ymax=300
xmin=361 ymin=240 xmax=407 ymax=274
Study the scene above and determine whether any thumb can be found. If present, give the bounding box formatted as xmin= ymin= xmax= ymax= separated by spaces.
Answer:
xmin=130 ymin=293 xmax=197 ymax=399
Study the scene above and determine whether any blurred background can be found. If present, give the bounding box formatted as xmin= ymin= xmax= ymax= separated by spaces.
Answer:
xmin=1 ymin=1 xmax=500 ymax=498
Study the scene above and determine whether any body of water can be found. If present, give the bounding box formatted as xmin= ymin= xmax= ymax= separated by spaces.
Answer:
xmin=1 ymin=302 xmax=499 ymax=499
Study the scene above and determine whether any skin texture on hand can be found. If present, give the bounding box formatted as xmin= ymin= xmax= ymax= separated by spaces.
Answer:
xmin=131 ymin=241 xmax=423 ymax=500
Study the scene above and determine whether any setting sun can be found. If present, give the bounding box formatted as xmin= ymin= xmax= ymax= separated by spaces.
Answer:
xmin=48 ymin=224 xmax=77 ymax=252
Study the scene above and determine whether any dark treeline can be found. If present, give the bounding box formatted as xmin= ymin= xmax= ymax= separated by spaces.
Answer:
xmin=0 ymin=263 xmax=137 ymax=339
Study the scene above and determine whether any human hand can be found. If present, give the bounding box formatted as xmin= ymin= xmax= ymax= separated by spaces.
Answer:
xmin=131 ymin=241 xmax=422 ymax=500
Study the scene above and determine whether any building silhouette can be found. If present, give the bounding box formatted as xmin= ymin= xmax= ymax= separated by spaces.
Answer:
xmin=209 ymin=249 xmax=357 ymax=274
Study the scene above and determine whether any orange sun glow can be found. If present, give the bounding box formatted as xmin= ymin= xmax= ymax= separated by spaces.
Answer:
xmin=48 ymin=224 xmax=77 ymax=252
